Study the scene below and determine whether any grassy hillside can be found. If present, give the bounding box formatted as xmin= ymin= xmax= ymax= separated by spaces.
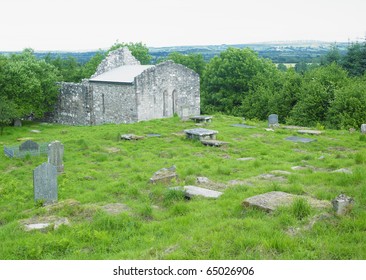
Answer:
xmin=0 ymin=115 xmax=365 ymax=259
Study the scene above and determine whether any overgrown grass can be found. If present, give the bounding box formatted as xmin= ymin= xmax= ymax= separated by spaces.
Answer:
xmin=0 ymin=115 xmax=365 ymax=259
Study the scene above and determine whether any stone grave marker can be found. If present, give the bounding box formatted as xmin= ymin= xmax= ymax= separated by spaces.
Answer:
xmin=33 ymin=162 xmax=58 ymax=204
xmin=297 ymin=129 xmax=322 ymax=135
xmin=13 ymin=119 xmax=22 ymax=127
xmin=150 ymin=165 xmax=177 ymax=184
xmin=19 ymin=140 xmax=39 ymax=151
xmin=361 ymin=124 xmax=366 ymax=134
xmin=285 ymin=136 xmax=317 ymax=143
xmin=48 ymin=140 xmax=64 ymax=173
xmin=171 ymin=186 xmax=222 ymax=199
xmin=184 ymin=128 xmax=218 ymax=141
xmin=332 ymin=194 xmax=354 ymax=216
xmin=268 ymin=114 xmax=279 ymax=128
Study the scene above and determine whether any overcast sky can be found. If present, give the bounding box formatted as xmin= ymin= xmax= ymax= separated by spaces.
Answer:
xmin=1 ymin=0 xmax=366 ymax=51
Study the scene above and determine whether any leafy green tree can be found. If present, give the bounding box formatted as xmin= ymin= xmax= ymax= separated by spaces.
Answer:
xmin=326 ymin=77 xmax=366 ymax=129
xmin=0 ymin=96 xmax=18 ymax=135
xmin=165 ymin=52 xmax=206 ymax=76
xmin=0 ymin=49 xmax=61 ymax=118
xmin=201 ymin=47 xmax=281 ymax=117
xmin=288 ymin=63 xmax=349 ymax=126
xmin=81 ymin=50 xmax=106 ymax=78
xmin=321 ymin=44 xmax=342 ymax=66
xmin=45 ymin=55 xmax=83 ymax=82
xmin=341 ymin=41 xmax=366 ymax=76
xmin=277 ymin=63 xmax=287 ymax=72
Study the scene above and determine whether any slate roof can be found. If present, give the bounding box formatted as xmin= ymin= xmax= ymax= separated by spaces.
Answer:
xmin=89 ymin=65 xmax=154 ymax=84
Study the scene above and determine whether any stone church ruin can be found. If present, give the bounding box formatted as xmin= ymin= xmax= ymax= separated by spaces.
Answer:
xmin=49 ymin=47 xmax=200 ymax=125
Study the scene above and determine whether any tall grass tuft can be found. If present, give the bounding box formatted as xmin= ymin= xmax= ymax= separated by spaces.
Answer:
xmin=291 ymin=198 xmax=311 ymax=220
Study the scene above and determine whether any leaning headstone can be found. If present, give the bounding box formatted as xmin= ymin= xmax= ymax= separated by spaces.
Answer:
xmin=361 ymin=124 xmax=366 ymax=134
xmin=19 ymin=140 xmax=39 ymax=151
xmin=332 ymin=194 xmax=354 ymax=216
xmin=33 ymin=163 xmax=58 ymax=205
xmin=48 ymin=141 xmax=64 ymax=173
xmin=268 ymin=114 xmax=279 ymax=128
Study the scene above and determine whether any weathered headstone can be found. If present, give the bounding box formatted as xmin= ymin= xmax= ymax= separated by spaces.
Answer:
xmin=19 ymin=140 xmax=39 ymax=151
xmin=13 ymin=119 xmax=22 ymax=127
xmin=361 ymin=124 xmax=366 ymax=134
xmin=268 ymin=114 xmax=279 ymax=128
xmin=33 ymin=163 xmax=58 ymax=204
xmin=48 ymin=141 xmax=64 ymax=173
xmin=332 ymin=194 xmax=354 ymax=215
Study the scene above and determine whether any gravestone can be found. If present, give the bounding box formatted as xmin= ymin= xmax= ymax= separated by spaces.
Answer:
xmin=171 ymin=186 xmax=222 ymax=199
xmin=19 ymin=140 xmax=39 ymax=151
xmin=13 ymin=119 xmax=22 ymax=127
xmin=150 ymin=165 xmax=177 ymax=184
xmin=33 ymin=163 xmax=58 ymax=204
xmin=48 ymin=141 xmax=64 ymax=173
xmin=361 ymin=124 xmax=366 ymax=134
xmin=268 ymin=114 xmax=279 ymax=128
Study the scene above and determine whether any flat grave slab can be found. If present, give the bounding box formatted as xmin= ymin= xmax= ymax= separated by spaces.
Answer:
xmin=242 ymin=191 xmax=331 ymax=212
xmin=285 ymin=136 xmax=317 ymax=143
xmin=173 ymin=186 xmax=223 ymax=199
xmin=150 ymin=166 xmax=177 ymax=184
xmin=184 ymin=128 xmax=218 ymax=141
xmin=120 ymin=134 xmax=144 ymax=140
xmin=146 ymin=133 xmax=161 ymax=137
xmin=231 ymin=124 xmax=256 ymax=128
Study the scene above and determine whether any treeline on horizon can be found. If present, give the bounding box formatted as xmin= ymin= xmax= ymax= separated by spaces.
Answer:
xmin=1 ymin=41 xmax=366 ymax=134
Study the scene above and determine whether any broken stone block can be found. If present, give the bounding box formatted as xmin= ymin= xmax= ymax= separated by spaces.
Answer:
xmin=150 ymin=165 xmax=177 ymax=184
xmin=332 ymin=194 xmax=354 ymax=215
xmin=200 ymin=139 xmax=229 ymax=147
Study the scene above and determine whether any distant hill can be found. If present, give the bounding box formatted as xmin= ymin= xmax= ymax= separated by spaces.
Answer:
xmin=0 ymin=41 xmax=349 ymax=64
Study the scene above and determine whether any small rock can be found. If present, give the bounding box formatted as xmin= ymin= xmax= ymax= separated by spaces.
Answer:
xmin=120 ymin=134 xmax=144 ymax=140
xmin=150 ymin=166 xmax=177 ymax=184
xmin=332 ymin=168 xmax=352 ymax=174
xmin=197 ymin=177 xmax=210 ymax=184
xmin=30 ymin=130 xmax=41 ymax=133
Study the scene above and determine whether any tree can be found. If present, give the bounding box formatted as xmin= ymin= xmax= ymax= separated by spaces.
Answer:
xmin=288 ymin=63 xmax=349 ymax=126
xmin=81 ymin=50 xmax=106 ymax=78
xmin=45 ymin=55 xmax=83 ymax=82
xmin=201 ymin=47 xmax=281 ymax=117
xmin=165 ymin=52 xmax=206 ymax=76
xmin=0 ymin=96 xmax=18 ymax=135
xmin=341 ymin=41 xmax=366 ymax=76
xmin=321 ymin=44 xmax=342 ymax=66
xmin=0 ymin=49 xmax=61 ymax=118
xmin=326 ymin=77 xmax=366 ymax=129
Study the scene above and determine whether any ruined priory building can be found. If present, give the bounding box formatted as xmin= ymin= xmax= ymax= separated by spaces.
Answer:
xmin=49 ymin=47 xmax=200 ymax=125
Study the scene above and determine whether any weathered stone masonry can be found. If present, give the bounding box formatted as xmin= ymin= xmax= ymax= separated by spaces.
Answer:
xmin=49 ymin=47 xmax=200 ymax=125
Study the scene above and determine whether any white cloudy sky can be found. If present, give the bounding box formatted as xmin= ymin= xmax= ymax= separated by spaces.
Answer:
xmin=1 ymin=0 xmax=366 ymax=51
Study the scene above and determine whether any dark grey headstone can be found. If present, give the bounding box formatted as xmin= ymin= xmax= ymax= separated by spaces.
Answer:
xmin=33 ymin=163 xmax=58 ymax=204
xmin=268 ymin=114 xmax=279 ymax=127
xmin=19 ymin=140 xmax=39 ymax=151
xmin=231 ymin=124 xmax=256 ymax=128
xmin=48 ymin=141 xmax=64 ymax=173
xmin=285 ymin=136 xmax=317 ymax=143
xmin=13 ymin=119 xmax=22 ymax=127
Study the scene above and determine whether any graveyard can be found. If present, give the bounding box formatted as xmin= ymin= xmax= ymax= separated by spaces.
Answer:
xmin=0 ymin=115 xmax=366 ymax=260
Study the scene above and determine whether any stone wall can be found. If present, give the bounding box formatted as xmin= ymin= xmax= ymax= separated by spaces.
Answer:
xmin=135 ymin=61 xmax=200 ymax=121
xmin=90 ymin=82 xmax=137 ymax=124
xmin=50 ymin=82 xmax=92 ymax=125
